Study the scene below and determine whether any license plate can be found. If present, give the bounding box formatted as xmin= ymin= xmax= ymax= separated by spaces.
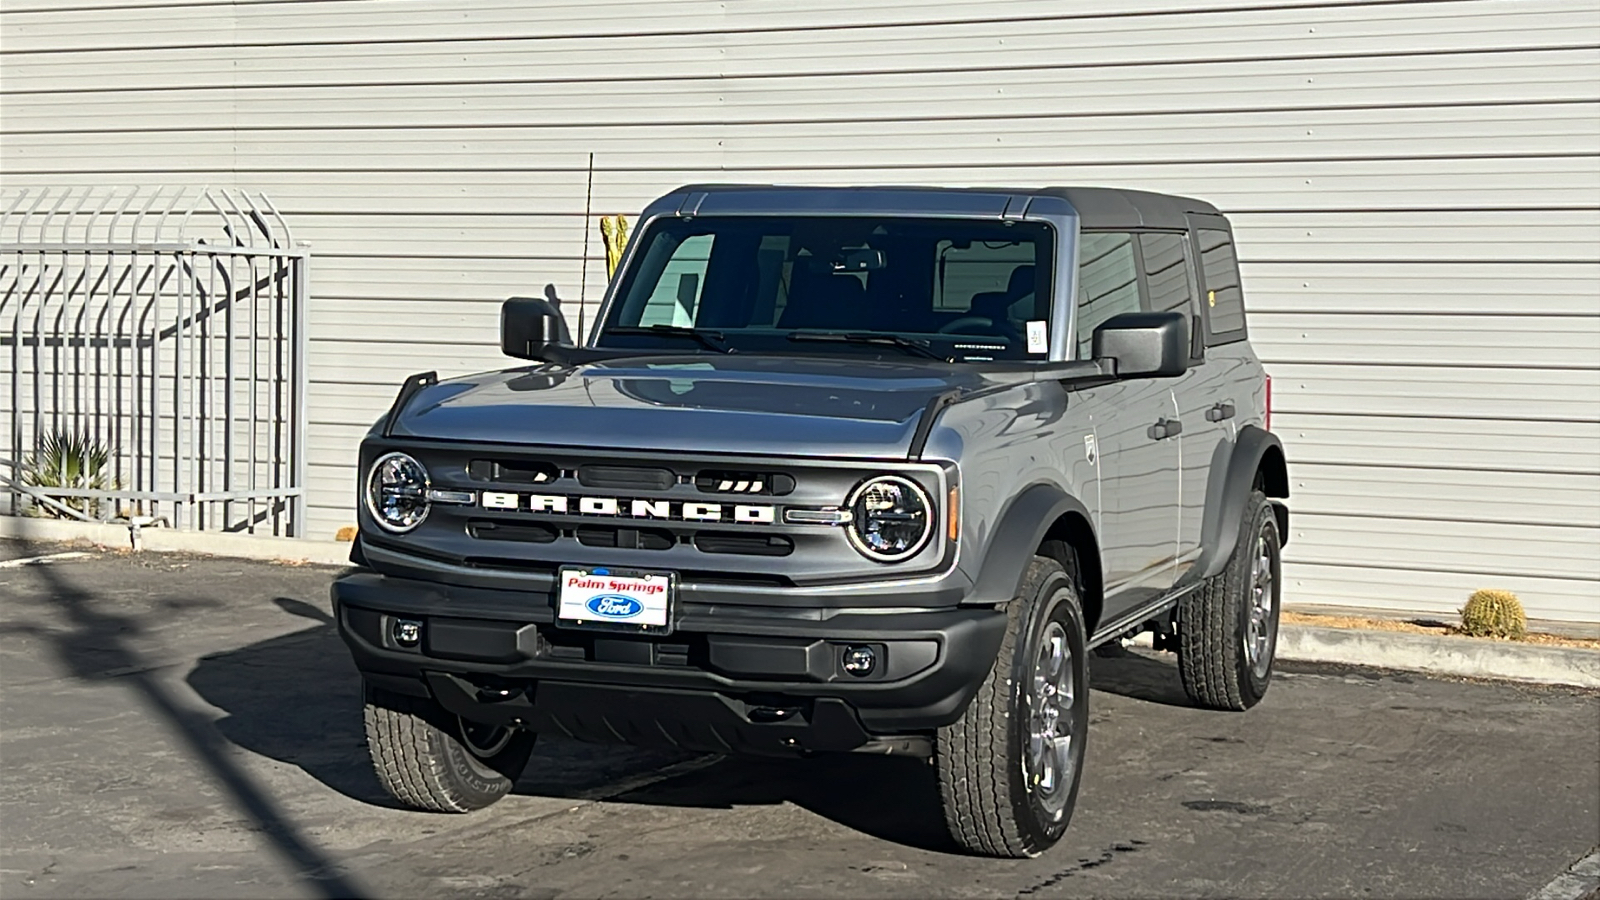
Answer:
xmin=556 ymin=567 xmax=674 ymax=633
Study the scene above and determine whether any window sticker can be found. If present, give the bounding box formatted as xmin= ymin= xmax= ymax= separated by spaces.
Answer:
xmin=1208 ymin=289 xmax=1217 ymax=308
xmin=1026 ymin=320 xmax=1048 ymax=354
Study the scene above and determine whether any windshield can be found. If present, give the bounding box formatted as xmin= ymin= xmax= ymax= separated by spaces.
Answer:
xmin=597 ymin=216 xmax=1054 ymax=361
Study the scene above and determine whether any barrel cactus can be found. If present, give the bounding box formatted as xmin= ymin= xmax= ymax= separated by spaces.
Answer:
xmin=1459 ymin=589 xmax=1527 ymax=639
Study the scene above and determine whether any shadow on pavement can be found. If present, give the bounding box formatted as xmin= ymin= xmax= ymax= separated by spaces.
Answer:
xmin=1088 ymin=645 xmax=1198 ymax=707
xmin=185 ymin=593 xmax=1208 ymax=857
xmin=610 ymin=751 xmax=958 ymax=853
xmin=4 ymin=542 xmax=369 ymax=899
xmin=188 ymin=597 xmax=401 ymax=810
xmin=189 ymin=598 xmax=961 ymax=852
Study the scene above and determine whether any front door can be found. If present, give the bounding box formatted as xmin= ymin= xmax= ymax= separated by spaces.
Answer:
xmin=1088 ymin=379 xmax=1182 ymax=621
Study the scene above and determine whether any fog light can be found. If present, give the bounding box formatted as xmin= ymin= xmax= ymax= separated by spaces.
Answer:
xmin=392 ymin=618 xmax=423 ymax=648
xmin=842 ymin=645 xmax=877 ymax=677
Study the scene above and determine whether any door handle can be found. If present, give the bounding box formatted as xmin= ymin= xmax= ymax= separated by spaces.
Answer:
xmin=1148 ymin=418 xmax=1183 ymax=441
xmin=1206 ymin=402 xmax=1236 ymax=423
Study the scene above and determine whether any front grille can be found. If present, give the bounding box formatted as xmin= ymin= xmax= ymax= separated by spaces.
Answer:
xmin=695 ymin=470 xmax=796 ymax=495
xmin=467 ymin=518 xmax=558 ymax=543
xmin=575 ymin=525 xmax=676 ymax=551
xmin=451 ymin=455 xmax=807 ymax=559
xmin=578 ymin=464 xmax=676 ymax=491
xmin=468 ymin=458 xmax=558 ymax=485
xmin=693 ymin=532 xmax=794 ymax=557
xmin=467 ymin=515 xmax=793 ymax=558
xmin=367 ymin=440 xmax=952 ymax=587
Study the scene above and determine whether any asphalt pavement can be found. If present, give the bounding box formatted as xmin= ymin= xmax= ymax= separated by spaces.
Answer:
xmin=1 ymin=539 xmax=1596 ymax=899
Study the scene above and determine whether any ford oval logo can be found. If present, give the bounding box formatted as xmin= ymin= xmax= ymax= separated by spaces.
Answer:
xmin=586 ymin=594 xmax=643 ymax=619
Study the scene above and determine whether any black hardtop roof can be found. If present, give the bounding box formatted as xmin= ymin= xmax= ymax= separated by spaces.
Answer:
xmin=663 ymin=183 xmax=1221 ymax=230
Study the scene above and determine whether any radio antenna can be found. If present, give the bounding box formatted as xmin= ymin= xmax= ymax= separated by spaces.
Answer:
xmin=577 ymin=152 xmax=595 ymax=343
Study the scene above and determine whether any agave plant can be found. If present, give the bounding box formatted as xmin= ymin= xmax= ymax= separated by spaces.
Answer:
xmin=20 ymin=430 xmax=117 ymax=519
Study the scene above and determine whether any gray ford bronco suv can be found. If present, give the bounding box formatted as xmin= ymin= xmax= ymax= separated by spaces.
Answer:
xmin=335 ymin=185 xmax=1290 ymax=858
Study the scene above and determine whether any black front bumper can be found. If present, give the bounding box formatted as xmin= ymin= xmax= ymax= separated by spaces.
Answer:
xmin=333 ymin=569 xmax=1006 ymax=757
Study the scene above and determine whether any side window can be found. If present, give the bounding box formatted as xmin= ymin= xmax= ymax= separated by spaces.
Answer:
xmin=1197 ymin=228 xmax=1246 ymax=342
xmin=1075 ymin=232 xmax=1141 ymax=358
xmin=637 ymin=233 xmax=713 ymax=327
xmin=1139 ymin=233 xmax=1194 ymax=314
xmin=1139 ymin=232 xmax=1201 ymax=358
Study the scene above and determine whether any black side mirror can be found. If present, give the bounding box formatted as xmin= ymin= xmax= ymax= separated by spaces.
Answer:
xmin=501 ymin=296 xmax=572 ymax=360
xmin=1093 ymin=311 xmax=1189 ymax=379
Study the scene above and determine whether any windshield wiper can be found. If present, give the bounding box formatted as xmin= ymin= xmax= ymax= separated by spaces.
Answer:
xmin=605 ymin=325 xmax=732 ymax=353
xmin=786 ymin=331 xmax=945 ymax=361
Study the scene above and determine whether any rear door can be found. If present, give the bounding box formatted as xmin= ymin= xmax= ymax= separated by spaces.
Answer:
xmin=1143 ymin=227 xmax=1226 ymax=582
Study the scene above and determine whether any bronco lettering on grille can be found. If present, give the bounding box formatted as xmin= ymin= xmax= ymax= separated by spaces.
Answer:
xmin=478 ymin=491 xmax=776 ymax=524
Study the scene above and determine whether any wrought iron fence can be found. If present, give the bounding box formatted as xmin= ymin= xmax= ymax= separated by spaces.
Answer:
xmin=0 ymin=187 xmax=308 ymax=535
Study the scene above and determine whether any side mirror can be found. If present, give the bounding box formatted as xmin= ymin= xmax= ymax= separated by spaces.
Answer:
xmin=501 ymin=296 xmax=572 ymax=360
xmin=1093 ymin=311 xmax=1189 ymax=379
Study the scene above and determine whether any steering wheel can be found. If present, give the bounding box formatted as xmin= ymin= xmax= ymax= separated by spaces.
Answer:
xmin=938 ymin=316 xmax=996 ymax=335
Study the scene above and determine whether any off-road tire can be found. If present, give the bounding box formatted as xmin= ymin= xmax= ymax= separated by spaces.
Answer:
xmin=363 ymin=683 xmax=536 ymax=812
xmin=934 ymin=549 xmax=1090 ymax=858
xmin=1178 ymin=489 xmax=1282 ymax=711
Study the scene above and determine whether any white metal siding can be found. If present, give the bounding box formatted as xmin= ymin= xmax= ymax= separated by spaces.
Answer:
xmin=3 ymin=0 xmax=1597 ymax=621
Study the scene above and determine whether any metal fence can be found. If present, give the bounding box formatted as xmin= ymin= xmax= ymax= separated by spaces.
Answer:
xmin=0 ymin=187 xmax=308 ymax=536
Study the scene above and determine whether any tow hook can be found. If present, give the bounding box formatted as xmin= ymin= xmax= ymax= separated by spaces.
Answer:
xmin=471 ymin=681 xmax=526 ymax=704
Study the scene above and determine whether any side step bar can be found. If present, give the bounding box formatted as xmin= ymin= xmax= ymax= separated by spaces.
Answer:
xmin=1087 ymin=583 xmax=1200 ymax=649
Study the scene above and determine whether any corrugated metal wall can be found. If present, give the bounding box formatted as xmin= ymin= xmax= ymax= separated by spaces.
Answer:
xmin=3 ymin=0 xmax=1597 ymax=621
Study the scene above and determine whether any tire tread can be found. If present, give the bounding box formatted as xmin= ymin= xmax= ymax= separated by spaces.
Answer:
xmin=936 ymin=555 xmax=1082 ymax=858
xmin=1178 ymin=490 xmax=1271 ymax=711
xmin=364 ymin=685 xmax=498 ymax=813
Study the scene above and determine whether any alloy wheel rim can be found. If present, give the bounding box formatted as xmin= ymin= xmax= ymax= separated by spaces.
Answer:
xmin=1244 ymin=522 xmax=1278 ymax=679
xmin=457 ymin=716 xmax=513 ymax=759
xmin=1027 ymin=619 xmax=1077 ymax=817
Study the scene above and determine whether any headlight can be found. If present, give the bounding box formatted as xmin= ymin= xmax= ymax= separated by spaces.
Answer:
xmin=366 ymin=452 xmax=430 ymax=533
xmin=846 ymin=475 xmax=933 ymax=562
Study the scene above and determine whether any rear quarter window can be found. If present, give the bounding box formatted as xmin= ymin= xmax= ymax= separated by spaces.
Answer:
xmin=1197 ymin=228 xmax=1246 ymax=344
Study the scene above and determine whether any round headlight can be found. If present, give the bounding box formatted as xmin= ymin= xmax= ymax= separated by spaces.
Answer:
xmin=366 ymin=452 xmax=430 ymax=533
xmin=846 ymin=475 xmax=933 ymax=562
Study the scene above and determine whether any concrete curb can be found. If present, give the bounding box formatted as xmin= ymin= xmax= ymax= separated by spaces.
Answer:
xmin=1277 ymin=625 xmax=1600 ymax=690
xmin=1527 ymin=848 xmax=1600 ymax=900
xmin=0 ymin=516 xmax=352 ymax=566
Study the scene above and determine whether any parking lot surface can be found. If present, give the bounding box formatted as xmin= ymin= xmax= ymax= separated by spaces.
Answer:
xmin=1 ymin=539 xmax=1595 ymax=900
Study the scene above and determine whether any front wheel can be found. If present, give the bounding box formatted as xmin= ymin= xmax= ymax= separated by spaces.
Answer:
xmin=934 ymin=551 xmax=1090 ymax=858
xmin=363 ymin=683 xmax=536 ymax=813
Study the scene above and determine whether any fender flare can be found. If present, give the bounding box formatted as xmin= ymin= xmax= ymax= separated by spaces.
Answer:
xmin=966 ymin=482 xmax=1097 ymax=609
xmin=1193 ymin=425 xmax=1289 ymax=581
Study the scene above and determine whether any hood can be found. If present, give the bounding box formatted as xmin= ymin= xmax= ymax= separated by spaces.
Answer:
xmin=390 ymin=355 xmax=999 ymax=459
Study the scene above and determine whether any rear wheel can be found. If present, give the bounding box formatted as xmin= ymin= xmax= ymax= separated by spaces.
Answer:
xmin=363 ymin=683 xmax=536 ymax=812
xmin=1178 ymin=490 xmax=1282 ymax=710
xmin=934 ymin=551 xmax=1090 ymax=858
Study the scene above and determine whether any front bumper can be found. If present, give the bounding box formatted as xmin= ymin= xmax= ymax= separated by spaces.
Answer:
xmin=333 ymin=569 xmax=1006 ymax=757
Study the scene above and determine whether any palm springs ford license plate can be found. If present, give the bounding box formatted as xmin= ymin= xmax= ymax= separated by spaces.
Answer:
xmin=557 ymin=567 xmax=674 ymax=632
